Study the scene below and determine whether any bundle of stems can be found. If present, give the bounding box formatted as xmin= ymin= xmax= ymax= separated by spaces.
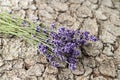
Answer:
xmin=0 ymin=12 xmax=51 ymax=48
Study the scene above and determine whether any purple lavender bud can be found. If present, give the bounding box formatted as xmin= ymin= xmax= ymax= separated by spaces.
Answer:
xmin=55 ymin=40 xmax=63 ymax=47
xmin=46 ymin=54 xmax=59 ymax=67
xmin=43 ymin=28 xmax=48 ymax=34
xmin=51 ymin=61 xmax=59 ymax=67
xmin=46 ymin=54 xmax=53 ymax=61
xmin=73 ymin=50 xmax=81 ymax=56
xmin=58 ymin=27 xmax=65 ymax=33
xmin=69 ymin=63 xmax=76 ymax=70
xmin=90 ymin=35 xmax=98 ymax=41
xmin=84 ymin=31 xmax=90 ymax=35
xmin=71 ymin=30 xmax=75 ymax=37
xmin=51 ymin=22 xmax=56 ymax=29
xmin=79 ymin=39 xmax=86 ymax=45
xmin=53 ymin=48 xmax=66 ymax=61
xmin=50 ymin=32 xmax=60 ymax=40
xmin=35 ymin=26 xmax=40 ymax=32
xmin=53 ymin=48 xmax=61 ymax=54
xmin=77 ymin=30 xmax=80 ymax=34
xmin=46 ymin=39 xmax=49 ymax=43
xmin=66 ymin=29 xmax=70 ymax=34
xmin=68 ymin=57 xmax=77 ymax=64
xmin=43 ymin=28 xmax=46 ymax=33
xmin=38 ymin=43 xmax=47 ymax=54
xmin=83 ymin=31 xmax=90 ymax=39
xmin=64 ymin=46 xmax=70 ymax=53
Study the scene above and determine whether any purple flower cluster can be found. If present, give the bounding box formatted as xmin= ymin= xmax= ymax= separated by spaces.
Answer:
xmin=38 ymin=43 xmax=59 ymax=67
xmin=38 ymin=25 xmax=97 ymax=70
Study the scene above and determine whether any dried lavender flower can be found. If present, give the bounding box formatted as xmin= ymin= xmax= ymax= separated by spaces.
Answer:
xmin=0 ymin=12 xmax=97 ymax=70
xmin=38 ymin=26 xmax=97 ymax=70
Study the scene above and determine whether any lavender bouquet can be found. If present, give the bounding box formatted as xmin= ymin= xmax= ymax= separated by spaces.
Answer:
xmin=0 ymin=12 xmax=97 ymax=70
